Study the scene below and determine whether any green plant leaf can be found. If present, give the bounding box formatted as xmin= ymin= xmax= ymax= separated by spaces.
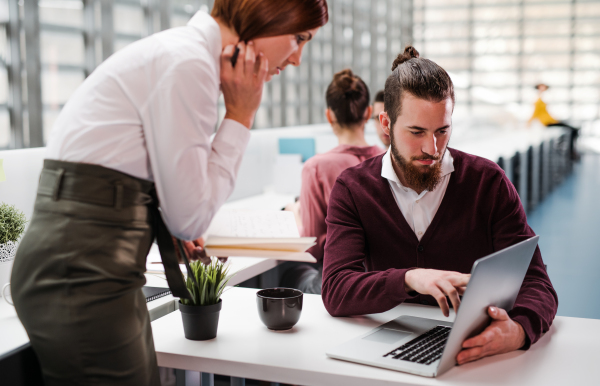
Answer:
xmin=183 ymin=258 xmax=236 ymax=306
xmin=0 ymin=203 xmax=27 ymax=244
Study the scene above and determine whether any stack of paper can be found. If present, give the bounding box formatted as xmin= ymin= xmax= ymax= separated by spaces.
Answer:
xmin=203 ymin=209 xmax=316 ymax=262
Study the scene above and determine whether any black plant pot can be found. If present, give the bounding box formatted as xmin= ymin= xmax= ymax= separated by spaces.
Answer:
xmin=179 ymin=299 xmax=222 ymax=340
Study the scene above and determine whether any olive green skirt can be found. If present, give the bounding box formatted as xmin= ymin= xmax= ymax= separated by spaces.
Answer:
xmin=11 ymin=160 xmax=161 ymax=386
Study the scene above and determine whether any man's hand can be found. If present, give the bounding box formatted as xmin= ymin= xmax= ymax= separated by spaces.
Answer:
xmin=221 ymin=41 xmax=269 ymax=129
xmin=173 ymin=237 xmax=228 ymax=265
xmin=456 ymin=306 xmax=526 ymax=365
xmin=404 ymin=269 xmax=470 ymax=317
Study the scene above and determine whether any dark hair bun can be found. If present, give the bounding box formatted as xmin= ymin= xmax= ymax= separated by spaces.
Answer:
xmin=391 ymin=45 xmax=420 ymax=71
xmin=326 ymin=69 xmax=370 ymax=126
xmin=334 ymin=69 xmax=362 ymax=98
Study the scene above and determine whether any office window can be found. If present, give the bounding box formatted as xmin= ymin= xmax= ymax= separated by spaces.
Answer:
xmin=415 ymin=0 xmax=600 ymax=122
xmin=2 ymin=0 xmax=412 ymax=149
xmin=0 ymin=5 xmax=8 ymax=149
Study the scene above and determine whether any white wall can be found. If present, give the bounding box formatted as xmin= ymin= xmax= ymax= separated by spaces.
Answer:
xmin=227 ymin=121 xmax=386 ymax=201
xmin=0 ymin=148 xmax=46 ymax=223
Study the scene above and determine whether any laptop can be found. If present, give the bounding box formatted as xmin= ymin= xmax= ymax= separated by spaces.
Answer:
xmin=326 ymin=236 xmax=539 ymax=378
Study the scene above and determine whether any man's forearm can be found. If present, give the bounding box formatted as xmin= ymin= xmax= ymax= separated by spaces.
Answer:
xmin=322 ymin=268 xmax=416 ymax=316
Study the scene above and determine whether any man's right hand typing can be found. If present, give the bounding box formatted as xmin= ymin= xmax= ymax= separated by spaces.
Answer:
xmin=404 ymin=269 xmax=471 ymax=317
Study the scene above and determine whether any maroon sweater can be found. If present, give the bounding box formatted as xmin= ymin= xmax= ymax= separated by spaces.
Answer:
xmin=322 ymin=148 xmax=557 ymax=348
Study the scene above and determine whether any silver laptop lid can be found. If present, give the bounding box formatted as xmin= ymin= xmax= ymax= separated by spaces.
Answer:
xmin=435 ymin=235 xmax=539 ymax=376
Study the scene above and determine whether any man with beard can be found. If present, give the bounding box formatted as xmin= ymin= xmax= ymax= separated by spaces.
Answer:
xmin=321 ymin=46 xmax=557 ymax=365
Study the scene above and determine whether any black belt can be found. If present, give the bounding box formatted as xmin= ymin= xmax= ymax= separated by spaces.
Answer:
xmin=39 ymin=160 xmax=193 ymax=299
xmin=148 ymin=191 xmax=197 ymax=299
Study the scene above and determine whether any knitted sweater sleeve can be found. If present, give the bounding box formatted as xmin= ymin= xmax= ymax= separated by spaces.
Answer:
xmin=491 ymin=171 xmax=558 ymax=349
xmin=321 ymin=179 xmax=416 ymax=316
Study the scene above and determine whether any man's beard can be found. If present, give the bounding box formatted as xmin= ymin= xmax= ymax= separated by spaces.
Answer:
xmin=390 ymin=130 xmax=444 ymax=192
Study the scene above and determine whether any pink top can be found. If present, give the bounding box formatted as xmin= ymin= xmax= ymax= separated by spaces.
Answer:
xmin=300 ymin=144 xmax=384 ymax=262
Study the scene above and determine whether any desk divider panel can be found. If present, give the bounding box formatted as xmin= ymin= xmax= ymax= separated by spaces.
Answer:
xmin=278 ymin=138 xmax=316 ymax=162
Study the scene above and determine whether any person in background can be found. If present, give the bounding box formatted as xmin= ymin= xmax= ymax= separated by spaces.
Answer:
xmin=528 ymin=83 xmax=580 ymax=160
xmin=322 ymin=46 xmax=557 ymax=365
xmin=372 ymin=90 xmax=391 ymax=148
xmin=10 ymin=0 xmax=328 ymax=384
xmin=281 ymin=69 xmax=384 ymax=294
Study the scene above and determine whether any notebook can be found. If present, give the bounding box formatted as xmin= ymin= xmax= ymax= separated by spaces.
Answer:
xmin=142 ymin=286 xmax=172 ymax=303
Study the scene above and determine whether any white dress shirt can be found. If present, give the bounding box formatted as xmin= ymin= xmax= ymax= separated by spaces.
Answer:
xmin=381 ymin=148 xmax=455 ymax=241
xmin=46 ymin=11 xmax=250 ymax=240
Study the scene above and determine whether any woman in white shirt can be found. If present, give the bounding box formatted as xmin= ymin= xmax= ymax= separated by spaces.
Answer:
xmin=10 ymin=1 xmax=328 ymax=385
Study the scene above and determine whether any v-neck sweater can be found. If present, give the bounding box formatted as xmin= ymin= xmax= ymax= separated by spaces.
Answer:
xmin=322 ymin=148 xmax=557 ymax=348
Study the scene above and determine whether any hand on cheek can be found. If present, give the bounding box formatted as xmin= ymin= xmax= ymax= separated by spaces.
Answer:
xmin=456 ymin=306 xmax=526 ymax=365
xmin=220 ymin=42 xmax=269 ymax=129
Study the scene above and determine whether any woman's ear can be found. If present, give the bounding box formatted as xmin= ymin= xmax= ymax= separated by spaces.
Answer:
xmin=363 ymin=106 xmax=373 ymax=122
xmin=380 ymin=112 xmax=392 ymax=136
xmin=325 ymin=108 xmax=336 ymax=125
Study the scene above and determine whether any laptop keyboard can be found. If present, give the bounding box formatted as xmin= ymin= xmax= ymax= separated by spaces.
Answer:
xmin=383 ymin=325 xmax=451 ymax=365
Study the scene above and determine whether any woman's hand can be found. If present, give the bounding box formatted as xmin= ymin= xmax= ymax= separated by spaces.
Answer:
xmin=172 ymin=237 xmax=228 ymax=265
xmin=221 ymin=42 xmax=269 ymax=129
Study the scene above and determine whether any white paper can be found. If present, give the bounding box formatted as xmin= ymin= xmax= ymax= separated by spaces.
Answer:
xmin=205 ymin=209 xmax=300 ymax=239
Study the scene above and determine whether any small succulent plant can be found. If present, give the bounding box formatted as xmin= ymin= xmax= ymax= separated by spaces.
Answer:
xmin=181 ymin=258 xmax=233 ymax=306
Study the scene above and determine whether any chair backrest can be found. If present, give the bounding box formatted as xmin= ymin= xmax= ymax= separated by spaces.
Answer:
xmin=0 ymin=147 xmax=47 ymax=224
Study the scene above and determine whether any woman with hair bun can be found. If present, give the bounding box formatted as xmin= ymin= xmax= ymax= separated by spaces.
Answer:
xmin=11 ymin=1 xmax=328 ymax=385
xmin=281 ymin=69 xmax=384 ymax=294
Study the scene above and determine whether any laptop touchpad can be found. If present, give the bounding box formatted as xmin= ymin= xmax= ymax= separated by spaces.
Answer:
xmin=362 ymin=328 xmax=412 ymax=344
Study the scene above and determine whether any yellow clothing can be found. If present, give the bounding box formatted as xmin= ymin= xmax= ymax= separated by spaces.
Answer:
xmin=529 ymin=98 xmax=559 ymax=126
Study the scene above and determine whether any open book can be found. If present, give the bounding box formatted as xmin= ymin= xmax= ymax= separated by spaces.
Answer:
xmin=203 ymin=209 xmax=316 ymax=262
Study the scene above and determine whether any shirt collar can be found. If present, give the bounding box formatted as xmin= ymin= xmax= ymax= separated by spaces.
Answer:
xmin=187 ymin=10 xmax=221 ymax=68
xmin=381 ymin=147 xmax=455 ymax=190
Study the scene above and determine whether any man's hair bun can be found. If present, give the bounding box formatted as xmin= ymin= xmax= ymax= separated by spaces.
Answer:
xmin=391 ymin=45 xmax=420 ymax=71
xmin=384 ymin=45 xmax=454 ymax=129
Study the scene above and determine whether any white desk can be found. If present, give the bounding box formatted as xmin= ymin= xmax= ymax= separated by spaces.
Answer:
xmin=452 ymin=127 xmax=568 ymax=211
xmin=144 ymin=247 xmax=279 ymax=321
xmin=153 ymin=287 xmax=597 ymax=386
xmin=0 ymin=301 xmax=29 ymax=360
xmin=0 ymin=274 xmax=183 ymax=361
xmin=146 ymin=244 xmax=279 ymax=287
xmin=0 ymin=251 xmax=279 ymax=361
xmin=0 ymin=189 xmax=293 ymax=361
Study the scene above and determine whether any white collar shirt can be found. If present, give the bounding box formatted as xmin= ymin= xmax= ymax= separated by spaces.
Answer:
xmin=381 ymin=148 xmax=455 ymax=241
xmin=45 ymin=11 xmax=250 ymax=240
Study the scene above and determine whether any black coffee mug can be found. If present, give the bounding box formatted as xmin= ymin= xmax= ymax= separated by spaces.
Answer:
xmin=256 ymin=288 xmax=303 ymax=330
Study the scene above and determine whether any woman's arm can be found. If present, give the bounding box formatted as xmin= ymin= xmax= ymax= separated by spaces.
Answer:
xmin=141 ymin=43 xmax=267 ymax=241
xmin=300 ymin=161 xmax=327 ymax=261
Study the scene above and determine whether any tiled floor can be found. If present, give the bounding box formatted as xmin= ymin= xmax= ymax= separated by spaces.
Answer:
xmin=527 ymin=154 xmax=600 ymax=320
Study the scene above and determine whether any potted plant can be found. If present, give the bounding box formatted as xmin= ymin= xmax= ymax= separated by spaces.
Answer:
xmin=0 ymin=203 xmax=27 ymax=289
xmin=179 ymin=257 xmax=233 ymax=340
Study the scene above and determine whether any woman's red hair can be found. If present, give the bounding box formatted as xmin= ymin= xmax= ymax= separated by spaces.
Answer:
xmin=211 ymin=0 xmax=329 ymax=42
